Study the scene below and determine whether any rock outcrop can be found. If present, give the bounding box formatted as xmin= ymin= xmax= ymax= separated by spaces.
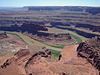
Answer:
xmin=50 ymin=22 xmax=70 ymax=27
xmin=0 ymin=23 xmax=48 ymax=34
xmin=0 ymin=32 xmax=8 ymax=39
xmin=1 ymin=49 xmax=30 ymax=69
xmin=31 ymin=33 xmax=72 ymax=46
xmin=86 ymin=7 xmax=100 ymax=15
xmin=0 ymin=49 xmax=52 ymax=75
xmin=0 ymin=40 xmax=99 ymax=75
xmin=20 ymin=23 xmax=48 ymax=33
xmin=75 ymin=23 xmax=100 ymax=32
xmin=77 ymin=36 xmax=100 ymax=71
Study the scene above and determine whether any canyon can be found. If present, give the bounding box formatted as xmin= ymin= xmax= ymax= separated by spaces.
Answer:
xmin=0 ymin=37 xmax=99 ymax=75
xmin=0 ymin=6 xmax=100 ymax=75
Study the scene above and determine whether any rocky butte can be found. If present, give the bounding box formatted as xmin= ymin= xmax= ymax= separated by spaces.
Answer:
xmin=77 ymin=36 xmax=100 ymax=73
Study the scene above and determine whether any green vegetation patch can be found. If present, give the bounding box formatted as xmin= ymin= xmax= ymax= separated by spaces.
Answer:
xmin=7 ymin=32 xmax=26 ymax=43
xmin=69 ymin=33 xmax=82 ymax=44
xmin=31 ymin=41 xmax=34 ymax=43
xmin=38 ymin=40 xmax=64 ymax=49
xmin=49 ymin=45 xmax=64 ymax=49
xmin=49 ymin=49 xmax=61 ymax=57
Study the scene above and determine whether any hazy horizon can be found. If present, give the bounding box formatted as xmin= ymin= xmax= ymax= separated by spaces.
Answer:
xmin=0 ymin=6 xmax=100 ymax=8
xmin=0 ymin=0 xmax=100 ymax=7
